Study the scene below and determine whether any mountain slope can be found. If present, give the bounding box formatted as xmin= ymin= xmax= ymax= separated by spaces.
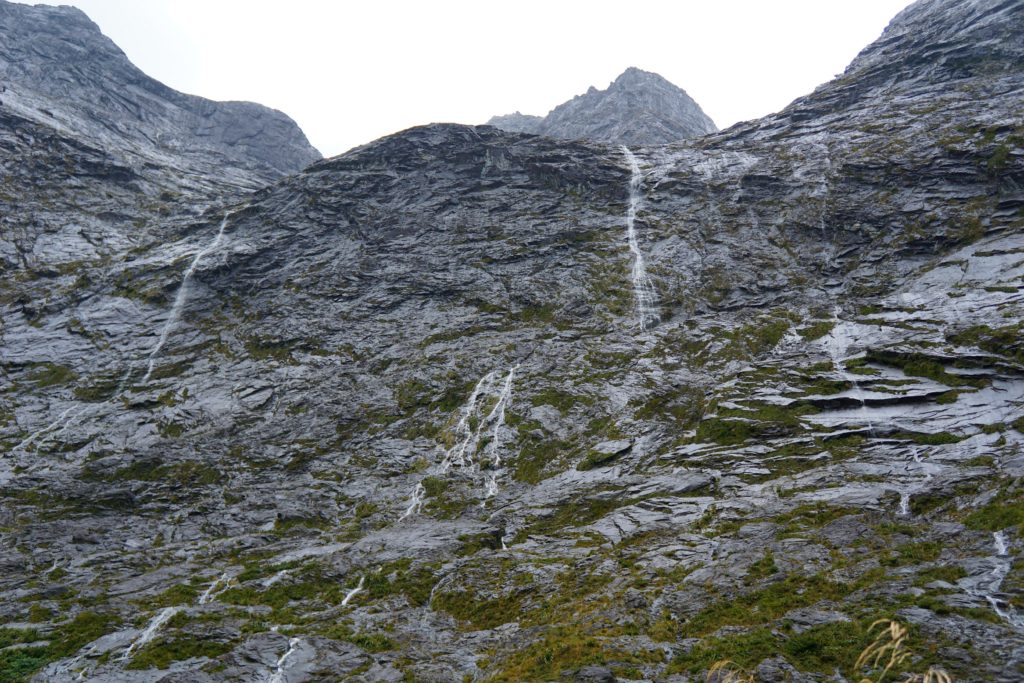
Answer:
xmin=0 ymin=1 xmax=320 ymax=186
xmin=1 ymin=1 xmax=1023 ymax=682
xmin=487 ymin=67 xmax=718 ymax=145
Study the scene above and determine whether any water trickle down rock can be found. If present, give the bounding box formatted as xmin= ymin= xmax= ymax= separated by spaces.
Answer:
xmin=121 ymin=606 xmax=181 ymax=662
xmin=621 ymin=146 xmax=659 ymax=331
xmin=821 ymin=307 xmax=876 ymax=434
xmin=400 ymin=365 xmax=519 ymax=518
xmin=267 ymin=637 xmax=301 ymax=683
xmin=961 ymin=532 xmax=1024 ymax=632
xmin=341 ymin=576 xmax=365 ymax=606
xmin=142 ymin=212 xmax=232 ymax=383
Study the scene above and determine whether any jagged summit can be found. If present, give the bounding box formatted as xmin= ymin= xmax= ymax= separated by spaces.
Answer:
xmin=487 ymin=67 xmax=717 ymax=146
xmin=0 ymin=0 xmax=320 ymax=187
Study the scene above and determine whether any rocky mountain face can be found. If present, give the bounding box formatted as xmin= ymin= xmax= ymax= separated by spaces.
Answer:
xmin=0 ymin=1 xmax=320 ymax=189
xmin=487 ymin=67 xmax=718 ymax=146
xmin=1 ymin=0 xmax=1024 ymax=682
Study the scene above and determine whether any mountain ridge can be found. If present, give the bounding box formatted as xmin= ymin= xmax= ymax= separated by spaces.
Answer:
xmin=487 ymin=66 xmax=717 ymax=145
xmin=0 ymin=0 xmax=321 ymax=188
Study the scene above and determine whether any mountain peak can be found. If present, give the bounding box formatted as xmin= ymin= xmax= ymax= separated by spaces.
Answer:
xmin=487 ymin=67 xmax=717 ymax=146
xmin=0 ymin=0 xmax=320 ymax=185
xmin=610 ymin=66 xmax=664 ymax=87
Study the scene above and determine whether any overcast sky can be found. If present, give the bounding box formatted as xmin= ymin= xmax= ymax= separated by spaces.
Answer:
xmin=21 ymin=0 xmax=912 ymax=157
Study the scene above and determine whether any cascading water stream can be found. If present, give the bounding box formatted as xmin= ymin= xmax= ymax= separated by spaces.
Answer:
xmin=442 ymin=370 xmax=498 ymax=472
xmin=142 ymin=212 xmax=231 ymax=383
xmin=995 ymin=531 xmax=1009 ymax=556
xmin=620 ymin=146 xmax=659 ymax=331
xmin=341 ymin=576 xmax=365 ymax=606
xmin=198 ymin=572 xmax=230 ymax=604
xmin=121 ymin=606 xmax=181 ymax=662
xmin=481 ymin=364 xmax=517 ymax=499
xmin=400 ymin=365 xmax=518 ymax=519
xmin=267 ymin=637 xmax=301 ymax=683
xmin=398 ymin=482 xmax=425 ymax=522
xmin=823 ymin=307 xmax=876 ymax=435
xmin=12 ymin=404 xmax=85 ymax=453
xmin=12 ymin=213 xmax=232 ymax=454
xmin=898 ymin=492 xmax=911 ymax=516
xmin=962 ymin=531 xmax=1024 ymax=631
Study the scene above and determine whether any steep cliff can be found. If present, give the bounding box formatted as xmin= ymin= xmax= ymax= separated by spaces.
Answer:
xmin=1 ymin=1 xmax=1023 ymax=682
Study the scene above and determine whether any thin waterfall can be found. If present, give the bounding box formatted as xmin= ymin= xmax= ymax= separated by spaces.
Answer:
xmin=198 ymin=572 xmax=230 ymax=604
xmin=398 ymin=482 xmax=426 ymax=522
xmin=401 ymin=365 xmax=518 ymax=520
xmin=121 ymin=606 xmax=180 ymax=661
xmin=621 ymin=146 xmax=659 ymax=331
xmin=442 ymin=370 xmax=498 ymax=471
xmin=12 ymin=404 xmax=85 ymax=453
xmin=995 ymin=531 xmax=1009 ymax=556
xmin=823 ymin=307 xmax=876 ymax=434
xmin=962 ymin=531 xmax=1024 ymax=631
xmin=142 ymin=212 xmax=231 ymax=383
xmin=341 ymin=576 xmax=365 ymax=606
xmin=267 ymin=637 xmax=301 ymax=683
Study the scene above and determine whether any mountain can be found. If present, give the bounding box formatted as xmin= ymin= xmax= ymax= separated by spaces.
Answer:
xmin=0 ymin=1 xmax=320 ymax=190
xmin=2 ymin=1 xmax=1024 ymax=682
xmin=487 ymin=67 xmax=718 ymax=145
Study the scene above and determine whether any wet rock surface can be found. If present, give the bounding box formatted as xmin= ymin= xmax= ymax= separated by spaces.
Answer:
xmin=2 ymin=0 xmax=1024 ymax=681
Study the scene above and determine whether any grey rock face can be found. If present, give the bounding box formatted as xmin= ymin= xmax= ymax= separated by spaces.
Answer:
xmin=485 ymin=111 xmax=543 ymax=134
xmin=2 ymin=0 xmax=1024 ymax=682
xmin=487 ymin=67 xmax=718 ymax=145
xmin=0 ymin=0 xmax=321 ymax=187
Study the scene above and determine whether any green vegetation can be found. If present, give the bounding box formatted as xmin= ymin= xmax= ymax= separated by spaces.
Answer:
xmin=947 ymin=322 xmax=1024 ymax=364
xmin=865 ymin=349 xmax=987 ymax=388
xmin=696 ymin=402 xmax=819 ymax=446
xmin=797 ymin=320 xmax=836 ymax=341
xmin=126 ymin=634 xmax=236 ymax=670
xmin=0 ymin=612 xmax=113 ymax=683
xmin=28 ymin=362 xmax=77 ymax=388
xmin=963 ymin=488 xmax=1024 ymax=531
xmin=86 ymin=459 xmax=222 ymax=486
xmin=531 ymin=388 xmax=594 ymax=416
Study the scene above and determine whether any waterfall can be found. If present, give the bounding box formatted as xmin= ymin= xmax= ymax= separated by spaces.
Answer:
xmin=341 ymin=576 xmax=365 ymax=606
xmin=485 ymin=366 xmax=517 ymax=465
xmin=620 ymin=146 xmax=659 ymax=331
xmin=962 ymin=531 xmax=1024 ymax=631
xmin=13 ymin=404 xmax=85 ymax=453
xmin=142 ymin=213 xmax=231 ymax=383
xmin=398 ymin=482 xmax=426 ymax=522
xmin=401 ymin=365 xmax=519 ymax=520
xmin=898 ymin=492 xmax=911 ymax=516
xmin=441 ymin=365 xmax=517 ymax=475
xmin=995 ymin=531 xmax=1009 ymax=556
xmin=121 ymin=606 xmax=180 ymax=661
xmin=198 ymin=572 xmax=230 ymax=604
xmin=442 ymin=370 xmax=498 ymax=471
xmin=267 ymin=637 xmax=301 ymax=683
xmin=822 ymin=307 xmax=876 ymax=434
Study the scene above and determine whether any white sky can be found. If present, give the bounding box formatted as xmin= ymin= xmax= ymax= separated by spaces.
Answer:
xmin=20 ymin=0 xmax=912 ymax=157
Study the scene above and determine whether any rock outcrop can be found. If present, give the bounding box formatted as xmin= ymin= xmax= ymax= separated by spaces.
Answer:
xmin=1 ymin=0 xmax=1023 ymax=682
xmin=487 ymin=67 xmax=718 ymax=145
